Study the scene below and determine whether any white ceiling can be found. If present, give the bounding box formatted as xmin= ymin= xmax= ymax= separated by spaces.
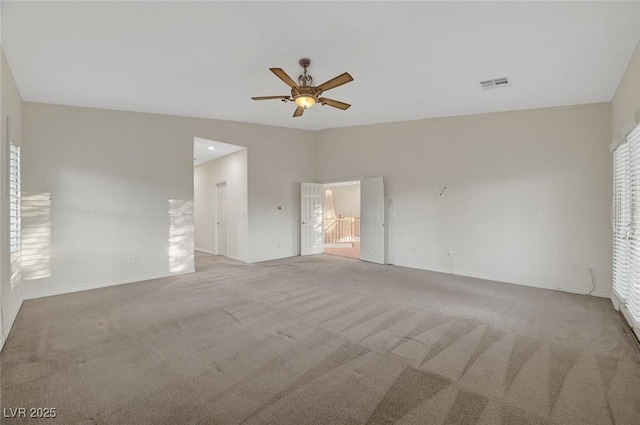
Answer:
xmin=2 ymin=1 xmax=640 ymax=131
xmin=193 ymin=137 xmax=244 ymax=167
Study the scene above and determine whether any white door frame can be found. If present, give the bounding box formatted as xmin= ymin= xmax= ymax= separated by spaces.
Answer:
xmin=216 ymin=181 xmax=228 ymax=257
xmin=301 ymin=177 xmax=385 ymax=264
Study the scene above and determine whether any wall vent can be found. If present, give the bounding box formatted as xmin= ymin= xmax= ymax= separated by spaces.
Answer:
xmin=480 ymin=77 xmax=511 ymax=89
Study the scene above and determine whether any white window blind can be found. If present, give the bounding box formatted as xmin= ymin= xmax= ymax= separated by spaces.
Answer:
xmin=628 ymin=124 xmax=640 ymax=324
xmin=613 ymin=142 xmax=630 ymax=301
xmin=9 ymin=143 xmax=21 ymax=254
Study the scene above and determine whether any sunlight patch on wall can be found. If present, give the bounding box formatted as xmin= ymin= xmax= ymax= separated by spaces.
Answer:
xmin=168 ymin=199 xmax=194 ymax=273
xmin=10 ymin=253 xmax=22 ymax=289
xmin=21 ymin=193 xmax=52 ymax=280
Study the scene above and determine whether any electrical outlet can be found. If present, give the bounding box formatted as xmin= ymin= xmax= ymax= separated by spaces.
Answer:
xmin=278 ymin=242 xmax=283 ymax=248
xmin=131 ymin=255 xmax=139 ymax=264
xmin=412 ymin=247 xmax=418 ymax=254
xmin=448 ymin=250 xmax=454 ymax=256
xmin=571 ymin=263 xmax=578 ymax=272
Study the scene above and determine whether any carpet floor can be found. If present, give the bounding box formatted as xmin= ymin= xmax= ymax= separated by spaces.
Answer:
xmin=2 ymin=252 xmax=640 ymax=425
xmin=324 ymin=241 xmax=361 ymax=259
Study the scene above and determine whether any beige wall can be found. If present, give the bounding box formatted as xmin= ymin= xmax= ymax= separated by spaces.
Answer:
xmin=612 ymin=40 xmax=640 ymax=139
xmin=1 ymin=48 xmax=23 ymax=347
xmin=187 ymin=116 xmax=316 ymax=262
xmin=19 ymin=101 xmax=616 ymax=298
xmin=194 ymin=150 xmax=248 ymax=261
xmin=21 ymin=103 xmax=196 ymax=298
xmin=21 ymin=102 xmax=315 ymax=298
xmin=316 ymin=103 xmax=613 ymax=295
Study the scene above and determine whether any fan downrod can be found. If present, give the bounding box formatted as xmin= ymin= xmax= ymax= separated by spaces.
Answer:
xmin=298 ymin=58 xmax=313 ymax=87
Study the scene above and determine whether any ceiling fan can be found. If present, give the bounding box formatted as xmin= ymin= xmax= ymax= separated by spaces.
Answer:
xmin=251 ymin=58 xmax=353 ymax=117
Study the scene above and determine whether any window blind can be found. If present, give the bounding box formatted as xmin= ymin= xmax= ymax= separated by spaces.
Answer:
xmin=9 ymin=143 xmax=21 ymax=254
xmin=613 ymin=142 xmax=630 ymax=301
xmin=628 ymin=124 xmax=640 ymax=324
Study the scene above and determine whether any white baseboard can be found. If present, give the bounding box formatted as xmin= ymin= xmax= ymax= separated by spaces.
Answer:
xmin=391 ymin=261 xmax=610 ymax=297
xmin=610 ymin=292 xmax=640 ymax=337
xmin=249 ymin=253 xmax=297 ymax=264
xmin=610 ymin=291 xmax=622 ymax=310
xmin=21 ymin=269 xmax=195 ymax=300
xmin=620 ymin=306 xmax=640 ymax=334
xmin=196 ymin=248 xmax=248 ymax=263
xmin=226 ymin=255 xmax=249 ymax=263
xmin=0 ymin=297 xmax=24 ymax=352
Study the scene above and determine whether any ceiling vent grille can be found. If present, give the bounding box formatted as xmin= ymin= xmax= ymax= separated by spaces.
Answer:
xmin=480 ymin=77 xmax=511 ymax=89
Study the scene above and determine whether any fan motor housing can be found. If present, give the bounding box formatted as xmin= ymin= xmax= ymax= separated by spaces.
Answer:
xmin=292 ymin=86 xmax=317 ymax=97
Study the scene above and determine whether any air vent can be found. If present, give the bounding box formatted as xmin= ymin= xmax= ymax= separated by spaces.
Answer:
xmin=480 ymin=77 xmax=511 ymax=89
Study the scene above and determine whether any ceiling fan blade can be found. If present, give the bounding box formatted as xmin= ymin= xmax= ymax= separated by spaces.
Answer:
xmin=319 ymin=98 xmax=351 ymax=110
xmin=316 ymin=72 xmax=353 ymax=92
xmin=293 ymin=106 xmax=304 ymax=117
xmin=251 ymin=95 xmax=291 ymax=100
xmin=270 ymin=68 xmax=299 ymax=88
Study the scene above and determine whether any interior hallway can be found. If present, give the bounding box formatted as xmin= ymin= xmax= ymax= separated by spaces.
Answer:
xmin=2 ymin=252 xmax=640 ymax=424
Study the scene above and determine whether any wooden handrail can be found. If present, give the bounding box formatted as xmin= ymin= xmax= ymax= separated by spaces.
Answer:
xmin=324 ymin=216 xmax=360 ymax=244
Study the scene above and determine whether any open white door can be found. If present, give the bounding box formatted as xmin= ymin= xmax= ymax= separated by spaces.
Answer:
xmin=301 ymin=182 xmax=324 ymax=255
xmin=361 ymin=177 xmax=385 ymax=264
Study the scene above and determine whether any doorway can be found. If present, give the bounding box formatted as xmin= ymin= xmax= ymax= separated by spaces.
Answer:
xmin=323 ymin=181 xmax=361 ymax=259
xmin=300 ymin=177 xmax=385 ymax=264
xmin=193 ymin=137 xmax=249 ymax=262
xmin=217 ymin=182 xmax=228 ymax=257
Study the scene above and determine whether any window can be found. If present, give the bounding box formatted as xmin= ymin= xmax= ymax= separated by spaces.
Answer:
xmin=613 ymin=123 xmax=640 ymax=327
xmin=628 ymin=124 xmax=640 ymax=325
xmin=9 ymin=143 xmax=21 ymax=254
xmin=613 ymin=142 xmax=630 ymax=301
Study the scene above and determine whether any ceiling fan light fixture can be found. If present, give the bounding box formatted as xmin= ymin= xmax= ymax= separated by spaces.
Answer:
xmin=252 ymin=59 xmax=353 ymax=117
xmin=294 ymin=94 xmax=316 ymax=109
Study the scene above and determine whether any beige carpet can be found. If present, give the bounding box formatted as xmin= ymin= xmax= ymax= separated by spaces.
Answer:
xmin=2 ymin=252 xmax=640 ymax=424
xmin=324 ymin=241 xmax=361 ymax=259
